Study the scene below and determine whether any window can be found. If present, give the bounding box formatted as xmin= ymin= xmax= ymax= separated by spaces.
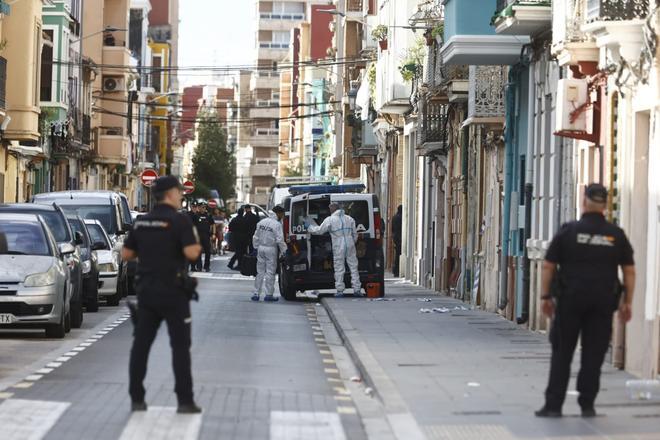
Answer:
xmin=0 ymin=221 xmax=50 ymax=256
xmin=86 ymin=224 xmax=110 ymax=249
xmin=151 ymin=55 xmax=162 ymax=92
xmin=40 ymin=30 xmax=53 ymax=102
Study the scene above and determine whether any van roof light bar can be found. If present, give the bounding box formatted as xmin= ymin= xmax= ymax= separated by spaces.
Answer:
xmin=288 ymin=184 xmax=366 ymax=196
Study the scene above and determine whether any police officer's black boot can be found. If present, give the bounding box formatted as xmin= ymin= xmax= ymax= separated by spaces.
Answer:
xmin=177 ymin=402 xmax=202 ymax=414
xmin=534 ymin=406 xmax=562 ymax=418
xmin=131 ymin=401 xmax=147 ymax=412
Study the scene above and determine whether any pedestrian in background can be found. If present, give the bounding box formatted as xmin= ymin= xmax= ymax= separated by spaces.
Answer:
xmin=187 ymin=203 xmax=200 ymax=272
xmin=194 ymin=202 xmax=214 ymax=272
xmin=536 ymin=183 xmax=635 ymax=418
xmin=306 ymin=203 xmax=363 ymax=297
xmin=391 ymin=205 xmax=402 ymax=277
xmin=243 ymin=205 xmax=259 ymax=253
xmin=121 ymin=175 xmax=202 ymax=414
xmin=227 ymin=207 xmax=247 ymax=270
xmin=251 ymin=205 xmax=287 ymax=302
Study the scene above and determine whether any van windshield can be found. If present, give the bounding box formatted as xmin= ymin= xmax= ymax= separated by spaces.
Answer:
xmin=62 ymin=205 xmax=117 ymax=235
xmin=291 ymin=199 xmax=370 ymax=234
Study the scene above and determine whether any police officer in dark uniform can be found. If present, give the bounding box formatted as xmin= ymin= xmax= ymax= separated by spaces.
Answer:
xmin=187 ymin=202 xmax=200 ymax=272
xmin=121 ymin=176 xmax=202 ymax=414
xmin=536 ymin=183 xmax=635 ymax=418
xmin=194 ymin=202 xmax=214 ymax=272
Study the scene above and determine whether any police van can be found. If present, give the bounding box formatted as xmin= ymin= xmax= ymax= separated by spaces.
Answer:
xmin=279 ymin=184 xmax=385 ymax=300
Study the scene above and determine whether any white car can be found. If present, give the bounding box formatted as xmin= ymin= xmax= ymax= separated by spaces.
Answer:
xmin=84 ymin=219 xmax=119 ymax=300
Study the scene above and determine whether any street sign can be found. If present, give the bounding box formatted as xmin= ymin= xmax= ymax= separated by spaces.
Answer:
xmin=140 ymin=169 xmax=159 ymax=187
xmin=208 ymin=200 xmax=218 ymax=209
xmin=183 ymin=180 xmax=195 ymax=194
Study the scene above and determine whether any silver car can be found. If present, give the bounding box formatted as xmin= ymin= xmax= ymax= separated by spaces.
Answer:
xmin=0 ymin=213 xmax=72 ymax=338
xmin=84 ymin=219 xmax=119 ymax=300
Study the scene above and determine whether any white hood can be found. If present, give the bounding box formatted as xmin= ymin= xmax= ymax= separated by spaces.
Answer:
xmin=0 ymin=256 xmax=54 ymax=282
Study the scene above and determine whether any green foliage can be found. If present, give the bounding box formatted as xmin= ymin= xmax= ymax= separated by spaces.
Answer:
xmin=367 ymin=63 xmax=377 ymax=100
xmin=371 ymin=25 xmax=388 ymax=42
xmin=282 ymin=161 xmax=303 ymax=177
xmin=191 ymin=110 xmax=236 ymax=203
xmin=431 ymin=24 xmax=444 ymax=40
xmin=399 ymin=37 xmax=425 ymax=83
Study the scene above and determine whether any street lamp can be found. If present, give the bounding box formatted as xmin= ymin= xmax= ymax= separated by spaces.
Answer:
xmin=347 ymin=87 xmax=358 ymax=111
xmin=70 ymin=26 xmax=127 ymax=44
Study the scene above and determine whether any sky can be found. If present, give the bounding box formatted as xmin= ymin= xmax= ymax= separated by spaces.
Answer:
xmin=178 ymin=0 xmax=255 ymax=87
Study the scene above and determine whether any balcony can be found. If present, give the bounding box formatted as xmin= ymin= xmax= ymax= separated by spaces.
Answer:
xmin=441 ymin=0 xmax=530 ymax=65
xmin=103 ymin=44 xmax=134 ymax=77
xmin=247 ymin=159 xmax=278 ymax=177
xmin=249 ymin=105 xmax=279 ymax=120
xmin=467 ymin=66 xmax=506 ymax=120
xmin=258 ymin=12 xmax=305 ymax=31
xmin=417 ymin=100 xmax=448 ymax=155
xmin=581 ymin=0 xmax=650 ymax=65
xmin=551 ymin=0 xmax=599 ymax=65
xmin=250 ymin=71 xmax=280 ymax=90
xmin=257 ymin=42 xmax=291 ymax=60
xmin=492 ymin=0 xmax=552 ymax=36
xmin=247 ymin=132 xmax=279 ymax=148
xmin=96 ymin=127 xmax=129 ymax=165
xmin=82 ymin=115 xmax=91 ymax=146
xmin=375 ymin=50 xmax=412 ymax=114
xmin=346 ymin=0 xmax=364 ymax=20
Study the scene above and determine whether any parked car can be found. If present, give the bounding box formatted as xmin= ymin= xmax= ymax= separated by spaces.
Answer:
xmin=32 ymin=191 xmax=133 ymax=300
xmin=0 ymin=213 xmax=72 ymax=338
xmin=279 ymin=184 xmax=385 ymax=300
xmin=0 ymin=203 xmax=84 ymax=327
xmin=67 ymin=215 xmax=99 ymax=312
xmin=84 ymin=220 xmax=119 ymax=304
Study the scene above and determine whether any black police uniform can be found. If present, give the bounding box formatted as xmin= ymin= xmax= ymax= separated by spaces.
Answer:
xmin=187 ymin=208 xmax=199 ymax=271
xmin=194 ymin=209 xmax=213 ymax=271
xmin=542 ymin=211 xmax=634 ymax=412
xmin=124 ymin=202 xmax=199 ymax=406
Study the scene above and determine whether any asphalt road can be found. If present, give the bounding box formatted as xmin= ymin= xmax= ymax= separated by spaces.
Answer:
xmin=0 ymin=255 xmax=368 ymax=440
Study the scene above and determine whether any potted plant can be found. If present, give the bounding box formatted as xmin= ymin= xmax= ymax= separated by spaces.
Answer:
xmin=398 ymin=37 xmax=425 ymax=83
xmin=431 ymin=24 xmax=444 ymax=45
xmin=371 ymin=25 xmax=388 ymax=51
xmin=399 ymin=63 xmax=418 ymax=82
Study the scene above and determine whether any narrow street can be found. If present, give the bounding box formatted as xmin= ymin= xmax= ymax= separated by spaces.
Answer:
xmin=1 ymin=257 xmax=658 ymax=440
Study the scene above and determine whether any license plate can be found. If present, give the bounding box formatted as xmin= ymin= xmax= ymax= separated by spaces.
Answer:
xmin=0 ymin=313 xmax=16 ymax=324
xmin=293 ymin=264 xmax=307 ymax=272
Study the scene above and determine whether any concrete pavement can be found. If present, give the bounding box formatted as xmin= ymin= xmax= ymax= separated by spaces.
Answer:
xmin=322 ymin=280 xmax=660 ymax=440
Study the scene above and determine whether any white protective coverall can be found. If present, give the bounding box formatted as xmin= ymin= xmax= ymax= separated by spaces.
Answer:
xmin=253 ymin=215 xmax=287 ymax=297
xmin=308 ymin=210 xmax=361 ymax=294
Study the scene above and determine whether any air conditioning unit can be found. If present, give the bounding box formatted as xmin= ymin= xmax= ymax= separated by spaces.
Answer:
xmin=103 ymin=76 xmax=125 ymax=93
xmin=556 ymin=78 xmax=589 ymax=133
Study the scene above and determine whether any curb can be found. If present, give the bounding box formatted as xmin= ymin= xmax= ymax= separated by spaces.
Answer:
xmin=321 ymin=297 xmax=427 ymax=440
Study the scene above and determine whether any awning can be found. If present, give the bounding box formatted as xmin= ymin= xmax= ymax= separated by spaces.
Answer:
xmin=8 ymin=141 xmax=44 ymax=158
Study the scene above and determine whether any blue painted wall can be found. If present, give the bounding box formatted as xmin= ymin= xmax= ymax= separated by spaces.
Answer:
xmin=443 ymin=0 xmax=498 ymax=40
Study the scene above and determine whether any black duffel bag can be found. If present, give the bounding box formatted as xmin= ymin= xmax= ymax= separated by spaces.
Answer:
xmin=240 ymin=252 xmax=258 ymax=277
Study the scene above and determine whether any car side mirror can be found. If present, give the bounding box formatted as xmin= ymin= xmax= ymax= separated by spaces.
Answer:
xmin=59 ymin=242 xmax=76 ymax=255
xmin=119 ymin=223 xmax=132 ymax=234
xmin=74 ymin=231 xmax=84 ymax=245
xmin=91 ymin=242 xmax=106 ymax=251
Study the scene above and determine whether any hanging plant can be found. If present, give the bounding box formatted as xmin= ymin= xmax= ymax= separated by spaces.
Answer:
xmin=371 ymin=25 xmax=388 ymax=42
xmin=398 ymin=37 xmax=425 ymax=83
xmin=367 ymin=63 xmax=377 ymax=101
xmin=399 ymin=63 xmax=418 ymax=82
xmin=431 ymin=24 xmax=444 ymax=44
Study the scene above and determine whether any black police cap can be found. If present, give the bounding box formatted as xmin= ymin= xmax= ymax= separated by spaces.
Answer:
xmin=152 ymin=175 xmax=183 ymax=193
xmin=585 ymin=183 xmax=608 ymax=204
xmin=272 ymin=205 xmax=285 ymax=213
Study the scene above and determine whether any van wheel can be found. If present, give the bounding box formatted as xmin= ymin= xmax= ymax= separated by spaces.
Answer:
xmin=45 ymin=302 xmax=66 ymax=339
xmin=86 ymin=281 xmax=100 ymax=312
xmin=279 ymin=274 xmax=297 ymax=301
xmin=70 ymin=300 xmax=83 ymax=328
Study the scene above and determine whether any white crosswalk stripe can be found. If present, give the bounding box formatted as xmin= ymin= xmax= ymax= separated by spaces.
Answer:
xmin=119 ymin=406 xmax=202 ymax=440
xmin=270 ymin=411 xmax=346 ymax=440
xmin=0 ymin=399 xmax=70 ymax=440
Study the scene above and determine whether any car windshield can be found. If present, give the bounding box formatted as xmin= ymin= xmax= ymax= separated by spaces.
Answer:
xmin=0 ymin=221 xmax=50 ymax=256
xmin=62 ymin=205 xmax=117 ymax=235
xmin=34 ymin=211 xmax=70 ymax=243
xmin=86 ymin=224 xmax=110 ymax=250
xmin=291 ymin=199 xmax=370 ymax=234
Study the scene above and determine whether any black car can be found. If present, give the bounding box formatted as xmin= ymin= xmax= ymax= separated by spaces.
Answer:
xmin=67 ymin=215 xmax=100 ymax=312
xmin=0 ymin=204 xmax=84 ymax=327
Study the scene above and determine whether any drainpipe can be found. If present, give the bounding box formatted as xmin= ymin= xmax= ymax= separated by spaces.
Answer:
xmin=499 ymin=68 xmax=519 ymax=310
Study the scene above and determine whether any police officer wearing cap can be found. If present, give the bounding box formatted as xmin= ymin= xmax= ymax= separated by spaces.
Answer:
xmin=536 ymin=183 xmax=635 ymax=418
xmin=121 ymin=175 xmax=203 ymax=414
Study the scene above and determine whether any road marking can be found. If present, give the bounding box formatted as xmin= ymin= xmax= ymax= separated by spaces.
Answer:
xmin=46 ymin=362 xmax=62 ymax=368
xmin=119 ymin=406 xmax=202 ymax=440
xmin=323 ymin=358 xmax=335 ymax=364
xmin=55 ymin=356 xmax=70 ymax=362
xmin=333 ymin=387 xmax=350 ymax=395
xmin=324 ymin=368 xmax=339 ymax=374
xmin=270 ymin=411 xmax=346 ymax=440
xmin=327 ymin=378 xmax=342 ymax=383
xmin=334 ymin=396 xmax=352 ymax=401
xmin=72 ymin=347 xmax=86 ymax=352
xmin=25 ymin=375 xmax=43 ymax=382
xmin=35 ymin=368 xmax=54 ymax=374
xmin=0 ymin=392 xmax=13 ymax=399
xmin=12 ymin=382 xmax=33 ymax=389
xmin=79 ymin=342 xmax=93 ymax=347
xmin=0 ymin=399 xmax=70 ymax=440
xmin=336 ymin=406 xmax=357 ymax=415
xmin=319 ymin=349 xmax=332 ymax=355
xmin=63 ymin=351 xmax=79 ymax=357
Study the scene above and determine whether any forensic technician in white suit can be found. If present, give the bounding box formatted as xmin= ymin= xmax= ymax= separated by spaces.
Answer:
xmin=251 ymin=205 xmax=287 ymax=302
xmin=306 ymin=203 xmax=363 ymax=297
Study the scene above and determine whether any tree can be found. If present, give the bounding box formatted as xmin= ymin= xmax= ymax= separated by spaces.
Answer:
xmin=191 ymin=110 xmax=236 ymax=202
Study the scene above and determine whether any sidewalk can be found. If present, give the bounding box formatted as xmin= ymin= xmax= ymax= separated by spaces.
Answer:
xmin=322 ymin=281 xmax=660 ymax=440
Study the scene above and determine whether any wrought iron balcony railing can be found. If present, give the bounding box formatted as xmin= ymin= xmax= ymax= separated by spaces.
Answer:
xmin=586 ymin=0 xmax=649 ymax=22
xmin=418 ymin=99 xmax=448 ymax=151
xmin=0 ymin=56 xmax=6 ymax=110
xmin=468 ymin=66 xmax=506 ymax=118
xmin=496 ymin=0 xmax=551 ymax=13
xmin=82 ymin=115 xmax=91 ymax=146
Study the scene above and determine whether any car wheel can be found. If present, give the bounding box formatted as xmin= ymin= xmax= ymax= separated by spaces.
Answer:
xmin=64 ymin=310 xmax=71 ymax=333
xmin=86 ymin=283 xmax=99 ymax=313
xmin=70 ymin=300 xmax=83 ymax=328
xmin=106 ymin=290 xmax=121 ymax=306
xmin=279 ymin=272 xmax=297 ymax=301
xmin=45 ymin=300 xmax=66 ymax=339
